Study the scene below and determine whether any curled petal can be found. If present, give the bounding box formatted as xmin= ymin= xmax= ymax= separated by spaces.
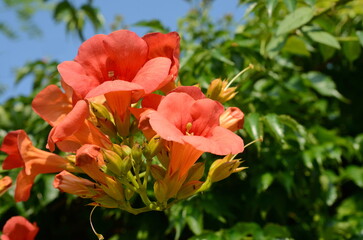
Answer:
xmin=0 ymin=176 xmax=12 ymax=196
xmin=182 ymin=126 xmax=244 ymax=155
xmin=1 ymin=130 xmax=25 ymax=169
xmin=1 ymin=216 xmax=39 ymax=240
xmin=132 ymin=57 xmax=172 ymax=94
xmin=32 ymin=84 xmax=72 ymax=126
xmin=47 ymin=100 xmax=89 ymax=151
xmin=170 ymin=86 xmax=206 ymax=100
xmin=14 ymin=170 xmax=36 ymax=202
xmin=143 ymin=31 xmax=180 ymax=82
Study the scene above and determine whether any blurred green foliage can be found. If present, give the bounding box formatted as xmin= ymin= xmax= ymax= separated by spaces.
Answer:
xmin=1 ymin=0 xmax=363 ymax=239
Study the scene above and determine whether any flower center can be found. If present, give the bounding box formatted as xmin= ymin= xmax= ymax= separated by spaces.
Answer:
xmin=185 ymin=122 xmax=194 ymax=136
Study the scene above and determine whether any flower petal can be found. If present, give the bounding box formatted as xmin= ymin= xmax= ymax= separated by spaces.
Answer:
xmin=170 ymin=86 xmax=206 ymax=100
xmin=143 ymin=31 xmax=180 ymax=78
xmin=1 ymin=130 xmax=25 ymax=169
xmin=132 ymin=57 xmax=172 ymax=94
xmin=103 ymin=30 xmax=148 ymax=81
xmin=189 ymin=98 xmax=224 ymax=137
xmin=85 ymin=80 xmax=145 ymax=101
xmin=148 ymin=111 xmax=184 ymax=142
xmin=48 ymin=100 xmax=89 ymax=151
xmin=14 ymin=170 xmax=36 ymax=202
xmin=156 ymin=92 xmax=194 ymax=132
xmin=58 ymin=61 xmax=100 ymax=100
xmin=2 ymin=216 xmax=39 ymax=240
xmin=32 ymin=85 xmax=72 ymax=126
xmin=182 ymin=126 xmax=244 ymax=155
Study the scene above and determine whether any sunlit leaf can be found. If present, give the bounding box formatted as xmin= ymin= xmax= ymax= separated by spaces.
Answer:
xmin=304 ymin=72 xmax=348 ymax=102
xmin=283 ymin=0 xmax=297 ymax=12
xmin=266 ymin=0 xmax=278 ymax=17
xmin=276 ymin=7 xmax=314 ymax=35
xmin=307 ymin=31 xmax=341 ymax=49
xmin=264 ymin=114 xmax=285 ymax=143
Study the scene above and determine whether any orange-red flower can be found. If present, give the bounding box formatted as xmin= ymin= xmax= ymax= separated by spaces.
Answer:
xmin=0 ymin=130 xmax=75 ymax=201
xmin=58 ymin=30 xmax=180 ymax=102
xmin=32 ymin=85 xmax=111 ymax=152
xmin=1 ymin=216 xmax=39 ymax=240
xmin=141 ymin=91 xmax=244 ymax=178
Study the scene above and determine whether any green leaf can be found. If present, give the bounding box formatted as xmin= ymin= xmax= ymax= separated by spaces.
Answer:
xmin=283 ymin=0 xmax=297 ymax=12
xmin=344 ymin=165 xmax=363 ymax=188
xmin=266 ymin=36 xmax=285 ymax=58
xmin=188 ymin=231 xmax=222 ymax=240
xmin=259 ymin=172 xmax=274 ymax=192
xmin=356 ymin=30 xmax=363 ymax=47
xmin=186 ymin=205 xmax=203 ymax=235
xmin=305 ymin=72 xmax=348 ymax=102
xmin=134 ymin=19 xmax=169 ymax=33
xmin=276 ymin=7 xmax=314 ymax=35
xmin=81 ymin=4 xmax=104 ymax=31
xmin=307 ymin=31 xmax=341 ymax=49
xmin=282 ymin=35 xmax=310 ymax=56
xmin=263 ymin=223 xmax=291 ymax=238
xmin=343 ymin=40 xmax=361 ymax=62
xmin=319 ymin=44 xmax=336 ymax=61
xmin=266 ymin=0 xmax=278 ymax=17
xmin=225 ymin=222 xmax=263 ymax=239
xmin=278 ymin=115 xmax=307 ymax=149
xmin=264 ymin=114 xmax=285 ymax=143
xmin=210 ymin=49 xmax=235 ymax=65
xmin=244 ymin=113 xmax=263 ymax=150
xmin=304 ymin=0 xmax=316 ymax=5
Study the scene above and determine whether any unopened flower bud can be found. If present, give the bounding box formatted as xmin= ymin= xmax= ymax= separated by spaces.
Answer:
xmin=176 ymin=180 xmax=203 ymax=199
xmin=219 ymin=107 xmax=244 ymax=132
xmin=144 ymin=135 xmax=163 ymax=159
xmin=131 ymin=144 xmax=143 ymax=165
xmin=206 ymin=79 xmax=237 ymax=103
xmin=102 ymin=149 xmax=123 ymax=175
xmin=120 ymin=156 xmax=133 ymax=174
xmin=90 ymin=102 xmax=112 ymax=120
xmin=150 ymin=165 xmax=166 ymax=180
xmin=96 ymin=118 xmax=117 ymax=139
xmin=113 ymin=144 xmax=131 ymax=158
xmin=154 ymin=180 xmax=168 ymax=203
xmin=208 ymin=156 xmax=247 ymax=182
xmin=186 ymin=162 xmax=205 ymax=182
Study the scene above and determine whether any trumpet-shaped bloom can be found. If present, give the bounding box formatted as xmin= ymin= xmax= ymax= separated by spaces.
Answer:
xmin=0 ymin=130 xmax=75 ymax=201
xmin=54 ymin=170 xmax=103 ymax=199
xmin=58 ymin=30 xmax=180 ymax=102
xmin=32 ymin=85 xmax=111 ymax=152
xmin=141 ymin=92 xmax=244 ymax=177
xmin=1 ymin=216 xmax=39 ymax=240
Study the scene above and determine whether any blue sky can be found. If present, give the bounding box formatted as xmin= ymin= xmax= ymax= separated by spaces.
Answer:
xmin=0 ymin=0 xmax=245 ymax=103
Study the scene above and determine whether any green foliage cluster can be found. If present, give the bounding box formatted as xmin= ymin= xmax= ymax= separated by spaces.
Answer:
xmin=1 ymin=0 xmax=363 ymax=239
